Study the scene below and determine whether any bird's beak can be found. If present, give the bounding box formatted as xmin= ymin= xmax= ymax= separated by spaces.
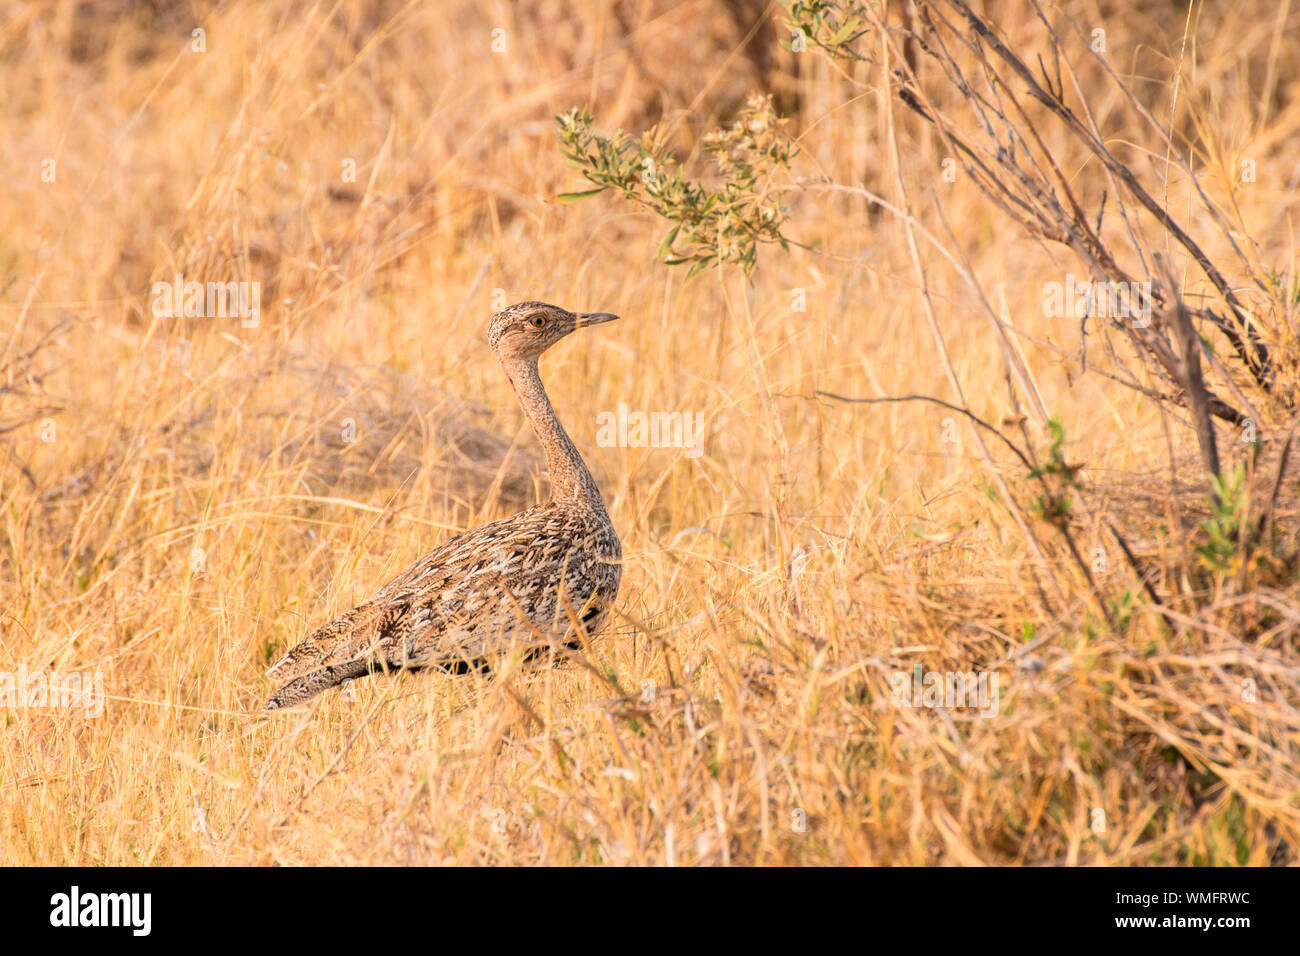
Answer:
xmin=576 ymin=312 xmax=619 ymax=327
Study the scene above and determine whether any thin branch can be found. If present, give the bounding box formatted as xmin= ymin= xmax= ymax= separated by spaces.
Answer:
xmin=814 ymin=390 xmax=1036 ymax=471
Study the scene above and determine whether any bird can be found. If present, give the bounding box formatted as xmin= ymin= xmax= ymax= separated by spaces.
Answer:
xmin=263 ymin=301 xmax=623 ymax=710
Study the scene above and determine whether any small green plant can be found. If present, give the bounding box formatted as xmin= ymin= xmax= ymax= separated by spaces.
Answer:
xmin=1196 ymin=462 xmax=1251 ymax=574
xmin=784 ymin=1 xmax=874 ymax=59
xmin=556 ymin=94 xmax=797 ymax=277
xmin=1027 ymin=418 xmax=1081 ymax=527
xmin=1110 ymin=589 xmax=1136 ymax=632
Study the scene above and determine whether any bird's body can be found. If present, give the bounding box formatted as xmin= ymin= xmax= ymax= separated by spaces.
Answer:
xmin=264 ymin=301 xmax=622 ymax=710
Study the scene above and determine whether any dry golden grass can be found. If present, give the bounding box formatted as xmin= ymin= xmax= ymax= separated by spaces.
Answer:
xmin=1 ymin=0 xmax=1298 ymax=864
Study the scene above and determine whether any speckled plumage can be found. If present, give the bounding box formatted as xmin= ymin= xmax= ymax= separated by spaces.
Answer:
xmin=264 ymin=302 xmax=622 ymax=710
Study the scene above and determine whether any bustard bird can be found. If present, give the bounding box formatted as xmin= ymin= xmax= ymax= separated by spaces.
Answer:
xmin=263 ymin=301 xmax=622 ymax=710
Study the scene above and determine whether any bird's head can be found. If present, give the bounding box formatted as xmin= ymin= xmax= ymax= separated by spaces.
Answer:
xmin=488 ymin=301 xmax=619 ymax=365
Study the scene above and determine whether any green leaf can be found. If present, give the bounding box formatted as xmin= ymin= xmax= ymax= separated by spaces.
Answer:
xmin=556 ymin=187 xmax=607 ymax=204
xmin=830 ymin=18 xmax=863 ymax=46
xmin=686 ymin=258 xmax=711 ymax=279
xmin=657 ymin=225 xmax=681 ymax=257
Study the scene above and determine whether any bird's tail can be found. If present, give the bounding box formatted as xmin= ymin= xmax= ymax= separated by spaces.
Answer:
xmin=262 ymin=658 xmax=373 ymax=711
xmin=265 ymin=599 xmax=396 ymax=683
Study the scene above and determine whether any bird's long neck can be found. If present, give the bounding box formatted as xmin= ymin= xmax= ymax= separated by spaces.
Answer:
xmin=502 ymin=356 xmax=605 ymax=509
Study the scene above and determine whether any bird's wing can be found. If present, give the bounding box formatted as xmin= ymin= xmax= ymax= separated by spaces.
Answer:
xmin=263 ymin=510 xmax=538 ymax=685
xmin=263 ymin=506 xmax=620 ymax=708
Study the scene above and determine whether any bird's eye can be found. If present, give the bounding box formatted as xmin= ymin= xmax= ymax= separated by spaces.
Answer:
xmin=528 ymin=314 xmax=547 ymax=329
